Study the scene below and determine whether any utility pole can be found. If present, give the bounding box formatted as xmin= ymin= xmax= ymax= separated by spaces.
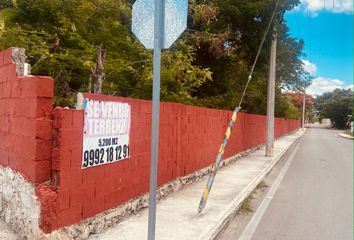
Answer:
xmin=302 ymin=90 xmax=306 ymax=130
xmin=266 ymin=28 xmax=277 ymax=157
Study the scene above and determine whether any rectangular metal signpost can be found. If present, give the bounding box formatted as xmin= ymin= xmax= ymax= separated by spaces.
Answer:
xmin=148 ymin=0 xmax=164 ymax=239
xmin=132 ymin=0 xmax=187 ymax=239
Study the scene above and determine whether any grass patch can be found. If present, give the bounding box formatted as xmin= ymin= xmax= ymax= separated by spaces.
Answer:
xmin=239 ymin=194 xmax=254 ymax=214
xmin=238 ymin=181 xmax=269 ymax=215
xmin=344 ymin=130 xmax=353 ymax=137
xmin=256 ymin=180 xmax=268 ymax=189
xmin=239 ymin=181 xmax=268 ymax=214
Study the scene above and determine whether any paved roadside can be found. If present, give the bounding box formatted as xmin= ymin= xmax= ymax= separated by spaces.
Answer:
xmin=0 ymin=221 xmax=18 ymax=240
xmin=220 ymin=128 xmax=352 ymax=240
xmin=338 ymin=133 xmax=354 ymax=139
xmin=218 ymin=134 xmax=301 ymax=240
xmin=89 ymin=130 xmax=304 ymax=240
xmin=248 ymin=128 xmax=353 ymax=240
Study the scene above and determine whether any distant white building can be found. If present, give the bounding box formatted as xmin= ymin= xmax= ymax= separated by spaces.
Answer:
xmin=321 ymin=118 xmax=331 ymax=126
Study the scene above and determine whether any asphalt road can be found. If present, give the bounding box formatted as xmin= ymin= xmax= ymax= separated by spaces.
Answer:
xmin=244 ymin=128 xmax=353 ymax=240
xmin=1 ymin=128 xmax=351 ymax=240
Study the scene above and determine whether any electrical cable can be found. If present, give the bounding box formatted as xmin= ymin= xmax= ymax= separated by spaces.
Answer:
xmin=238 ymin=0 xmax=282 ymax=107
xmin=197 ymin=0 xmax=283 ymax=214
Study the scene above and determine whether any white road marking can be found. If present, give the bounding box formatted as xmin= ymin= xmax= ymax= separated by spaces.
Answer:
xmin=238 ymin=141 xmax=301 ymax=240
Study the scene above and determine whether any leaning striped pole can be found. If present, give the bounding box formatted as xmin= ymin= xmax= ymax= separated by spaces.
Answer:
xmin=198 ymin=106 xmax=242 ymax=213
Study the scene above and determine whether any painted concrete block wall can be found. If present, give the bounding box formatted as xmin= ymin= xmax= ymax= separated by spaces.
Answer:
xmin=0 ymin=48 xmax=300 ymax=235
xmin=40 ymin=93 xmax=300 ymax=232
xmin=0 ymin=48 xmax=54 ymax=183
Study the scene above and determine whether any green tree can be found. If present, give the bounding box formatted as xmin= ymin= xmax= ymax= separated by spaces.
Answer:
xmin=0 ymin=0 xmax=143 ymax=106
xmin=0 ymin=0 xmax=212 ymax=106
xmin=187 ymin=0 xmax=311 ymax=115
xmin=315 ymin=88 xmax=353 ymax=129
xmin=0 ymin=0 xmax=311 ymax=116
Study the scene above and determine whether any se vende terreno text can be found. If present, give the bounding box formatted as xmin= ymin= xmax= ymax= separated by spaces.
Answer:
xmin=84 ymin=100 xmax=131 ymax=137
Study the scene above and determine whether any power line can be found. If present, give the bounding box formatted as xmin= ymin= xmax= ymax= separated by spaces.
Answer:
xmin=198 ymin=0 xmax=283 ymax=214
xmin=238 ymin=0 xmax=282 ymax=107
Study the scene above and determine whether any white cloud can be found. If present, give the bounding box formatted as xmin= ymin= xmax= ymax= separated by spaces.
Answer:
xmin=300 ymin=60 xmax=352 ymax=96
xmin=292 ymin=5 xmax=301 ymax=12
xmin=306 ymin=76 xmax=353 ymax=95
xmin=302 ymin=60 xmax=317 ymax=74
xmin=347 ymin=84 xmax=354 ymax=89
xmin=298 ymin=0 xmax=353 ymax=14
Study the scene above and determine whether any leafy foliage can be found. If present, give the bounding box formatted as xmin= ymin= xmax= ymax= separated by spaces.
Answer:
xmin=277 ymin=92 xmax=314 ymax=121
xmin=315 ymin=88 xmax=353 ymax=129
xmin=0 ymin=0 xmax=311 ymax=117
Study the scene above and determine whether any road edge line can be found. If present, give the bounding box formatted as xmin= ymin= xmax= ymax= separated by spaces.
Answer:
xmin=238 ymin=139 xmax=301 ymax=240
xmin=201 ymin=129 xmax=305 ymax=240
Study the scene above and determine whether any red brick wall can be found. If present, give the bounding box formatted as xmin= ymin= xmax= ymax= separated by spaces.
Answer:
xmin=0 ymin=48 xmax=300 ymax=233
xmin=0 ymin=48 xmax=54 ymax=183
xmin=37 ymin=93 xmax=300 ymax=232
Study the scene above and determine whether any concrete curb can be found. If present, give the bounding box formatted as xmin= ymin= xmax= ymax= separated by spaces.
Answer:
xmin=75 ymin=129 xmax=305 ymax=240
xmin=338 ymin=133 xmax=354 ymax=139
xmin=0 ymin=221 xmax=18 ymax=240
xmin=42 ymin=142 xmax=266 ymax=239
xmin=202 ymin=129 xmax=306 ymax=240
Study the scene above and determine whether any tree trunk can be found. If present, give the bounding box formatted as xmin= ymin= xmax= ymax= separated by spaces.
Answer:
xmin=91 ymin=45 xmax=106 ymax=94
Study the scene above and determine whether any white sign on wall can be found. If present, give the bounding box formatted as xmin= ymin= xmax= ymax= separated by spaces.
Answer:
xmin=81 ymin=98 xmax=131 ymax=169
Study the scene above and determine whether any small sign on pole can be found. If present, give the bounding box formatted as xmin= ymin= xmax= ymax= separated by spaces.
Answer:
xmin=132 ymin=0 xmax=188 ymax=50
xmin=131 ymin=0 xmax=187 ymax=239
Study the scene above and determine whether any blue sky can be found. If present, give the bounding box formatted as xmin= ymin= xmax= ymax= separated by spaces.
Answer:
xmin=285 ymin=0 xmax=353 ymax=95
